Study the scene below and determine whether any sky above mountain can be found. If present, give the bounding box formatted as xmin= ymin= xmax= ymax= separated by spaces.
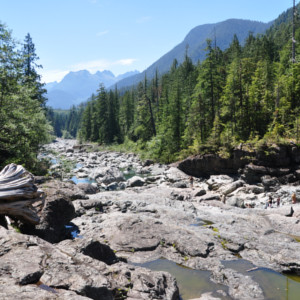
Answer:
xmin=1 ymin=0 xmax=297 ymax=83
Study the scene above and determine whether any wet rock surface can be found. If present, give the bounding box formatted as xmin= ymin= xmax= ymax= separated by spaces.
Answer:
xmin=1 ymin=139 xmax=300 ymax=299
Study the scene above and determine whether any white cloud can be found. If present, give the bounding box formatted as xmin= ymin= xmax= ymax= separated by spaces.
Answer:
xmin=136 ymin=16 xmax=151 ymax=24
xmin=96 ymin=30 xmax=109 ymax=37
xmin=72 ymin=58 xmax=137 ymax=72
xmin=115 ymin=58 xmax=137 ymax=66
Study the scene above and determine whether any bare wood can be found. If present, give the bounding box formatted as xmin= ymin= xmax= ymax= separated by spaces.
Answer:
xmin=0 ymin=163 xmax=44 ymax=224
xmin=0 ymin=199 xmax=41 ymax=224
xmin=0 ymin=188 xmax=43 ymax=201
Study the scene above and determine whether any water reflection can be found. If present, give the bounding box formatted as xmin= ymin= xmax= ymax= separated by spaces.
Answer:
xmin=65 ymin=223 xmax=83 ymax=239
xmin=70 ymin=175 xmax=96 ymax=184
xmin=189 ymin=218 xmax=214 ymax=227
xmin=133 ymin=258 xmax=230 ymax=300
xmin=223 ymin=259 xmax=300 ymax=300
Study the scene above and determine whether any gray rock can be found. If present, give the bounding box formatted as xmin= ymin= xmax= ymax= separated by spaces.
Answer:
xmin=218 ymin=180 xmax=244 ymax=195
xmin=164 ymin=167 xmax=189 ymax=183
xmin=261 ymin=175 xmax=279 ymax=188
xmin=172 ymin=181 xmax=187 ymax=188
xmin=207 ymin=175 xmax=234 ymax=191
xmin=143 ymin=159 xmax=154 ymax=167
xmin=225 ymin=196 xmax=245 ymax=207
xmin=106 ymin=182 xmax=119 ymax=191
xmin=127 ymin=176 xmax=145 ymax=187
xmin=199 ymin=192 xmax=221 ymax=201
xmin=32 ymin=140 xmax=300 ymax=300
xmin=192 ymin=189 xmax=207 ymax=197
xmin=21 ymin=181 xmax=77 ymax=243
xmin=91 ymin=167 xmax=125 ymax=184
xmin=170 ymin=191 xmax=185 ymax=201
xmin=0 ymin=227 xmax=179 ymax=300
xmin=77 ymin=183 xmax=98 ymax=194
xmin=246 ymin=185 xmax=264 ymax=194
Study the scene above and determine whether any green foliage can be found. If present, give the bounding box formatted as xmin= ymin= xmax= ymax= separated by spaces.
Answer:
xmin=0 ymin=23 xmax=52 ymax=170
xmin=73 ymin=8 xmax=300 ymax=162
xmin=46 ymin=105 xmax=84 ymax=138
xmin=11 ymin=223 xmax=21 ymax=233
xmin=61 ymin=130 xmax=73 ymax=139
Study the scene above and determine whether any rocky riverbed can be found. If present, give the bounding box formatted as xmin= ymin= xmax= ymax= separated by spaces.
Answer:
xmin=1 ymin=139 xmax=300 ymax=300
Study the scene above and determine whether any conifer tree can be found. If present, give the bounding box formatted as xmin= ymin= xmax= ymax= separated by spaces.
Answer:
xmin=0 ymin=23 xmax=51 ymax=169
xmin=22 ymin=33 xmax=46 ymax=106
xmin=96 ymin=84 xmax=109 ymax=144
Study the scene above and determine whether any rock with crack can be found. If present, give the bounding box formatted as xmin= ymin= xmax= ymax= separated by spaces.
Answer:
xmin=0 ymin=226 xmax=180 ymax=300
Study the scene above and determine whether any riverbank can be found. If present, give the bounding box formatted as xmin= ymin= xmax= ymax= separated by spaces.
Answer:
xmin=1 ymin=139 xmax=300 ymax=299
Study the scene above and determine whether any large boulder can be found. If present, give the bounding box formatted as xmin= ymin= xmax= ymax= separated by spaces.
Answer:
xmin=21 ymin=180 xmax=78 ymax=243
xmin=77 ymin=183 xmax=98 ymax=195
xmin=206 ymin=175 xmax=234 ymax=191
xmin=34 ymin=196 xmax=75 ymax=243
xmin=90 ymin=167 xmax=125 ymax=184
xmin=175 ymin=153 xmax=248 ymax=178
xmin=218 ymin=180 xmax=245 ymax=196
xmin=175 ymin=143 xmax=300 ymax=184
xmin=164 ymin=167 xmax=189 ymax=183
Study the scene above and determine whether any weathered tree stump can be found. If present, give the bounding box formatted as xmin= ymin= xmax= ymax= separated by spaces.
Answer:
xmin=0 ymin=164 xmax=44 ymax=224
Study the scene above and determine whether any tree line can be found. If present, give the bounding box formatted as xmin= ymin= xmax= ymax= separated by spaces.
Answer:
xmin=70 ymin=7 xmax=300 ymax=163
xmin=0 ymin=22 xmax=52 ymax=172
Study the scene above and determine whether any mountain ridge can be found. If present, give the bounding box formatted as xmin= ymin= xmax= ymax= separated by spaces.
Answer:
xmin=46 ymin=18 xmax=273 ymax=109
xmin=110 ymin=18 xmax=273 ymax=90
xmin=46 ymin=69 xmax=139 ymax=109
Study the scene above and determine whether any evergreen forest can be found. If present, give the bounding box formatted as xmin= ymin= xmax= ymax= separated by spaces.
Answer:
xmin=72 ymin=5 xmax=300 ymax=163
xmin=1 ymin=3 xmax=300 ymax=170
xmin=0 ymin=23 xmax=52 ymax=172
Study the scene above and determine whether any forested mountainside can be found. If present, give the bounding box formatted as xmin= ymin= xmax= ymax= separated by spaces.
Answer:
xmin=111 ymin=19 xmax=272 ymax=90
xmin=45 ymin=70 xmax=139 ymax=109
xmin=55 ymin=2 xmax=300 ymax=163
xmin=0 ymin=24 xmax=52 ymax=172
xmin=1 ymin=3 xmax=299 ymax=170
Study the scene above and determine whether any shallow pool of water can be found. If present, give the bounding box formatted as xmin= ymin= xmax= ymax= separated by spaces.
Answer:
xmin=289 ymin=234 xmax=300 ymax=243
xmin=75 ymin=163 xmax=83 ymax=169
xmin=65 ymin=223 xmax=83 ymax=238
xmin=133 ymin=258 xmax=230 ymax=299
xmin=121 ymin=169 xmax=137 ymax=180
xmin=121 ymin=168 xmax=151 ymax=181
xmin=70 ymin=175 xmax=96 ymax=185
xmin=222 ymin=259 xmax=300 ymax=300
xmin=189 ymin=218 xmax=214 ymax=227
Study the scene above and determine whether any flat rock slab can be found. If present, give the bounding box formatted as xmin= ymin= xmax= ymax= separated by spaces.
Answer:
xmin=0 ymin=226 xmax=179 ymax=299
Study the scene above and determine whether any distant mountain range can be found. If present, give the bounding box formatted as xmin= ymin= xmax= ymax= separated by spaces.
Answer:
xmin=46 ymin=18 xmax=273 ymax=109
xmin=45 ymin=70 xmax=139 ymax=109
xmin=111 ymin=19 xmax=273 ymax=90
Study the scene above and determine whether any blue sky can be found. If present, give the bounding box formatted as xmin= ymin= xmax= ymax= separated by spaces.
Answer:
xmin=1 ymin=0 xmax=297 ymax=83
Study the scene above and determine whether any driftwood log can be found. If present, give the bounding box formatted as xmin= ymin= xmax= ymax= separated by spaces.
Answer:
xmin=0 ymin=164 xmax=44 ymax=224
